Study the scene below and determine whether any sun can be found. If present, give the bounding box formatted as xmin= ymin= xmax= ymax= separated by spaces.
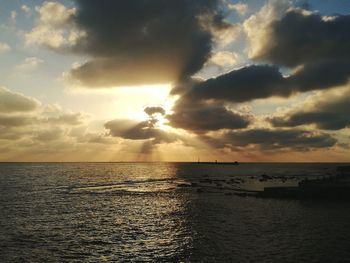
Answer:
xmin=149 ymin=111 xmax=170 ymax=130
xmin=113 ymin=84 xmax=177 ymax=131
xmin=143 ymin=102 xmax=175 ymax=131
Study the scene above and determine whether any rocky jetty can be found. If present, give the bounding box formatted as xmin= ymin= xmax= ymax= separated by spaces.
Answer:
xmin=258 ymin=166 xmax=350 ymax=200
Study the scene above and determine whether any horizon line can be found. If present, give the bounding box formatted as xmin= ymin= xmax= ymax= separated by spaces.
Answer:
xmin=1 ymin=161 xmax=350 ymax=164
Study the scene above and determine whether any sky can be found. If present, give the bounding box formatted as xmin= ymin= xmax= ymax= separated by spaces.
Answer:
xmin=0 ymin=0 xmax=350 ymax=162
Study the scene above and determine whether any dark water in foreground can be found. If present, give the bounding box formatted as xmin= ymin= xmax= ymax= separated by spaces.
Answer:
xmin=1 ymin=162 xmax=350 ymax=262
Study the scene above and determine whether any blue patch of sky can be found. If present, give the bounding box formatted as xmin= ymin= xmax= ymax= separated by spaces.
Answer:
xmin=0 ymin=0 xmax=81 ymax=105
xmin=307 ymin=0 xmax=350 ymax=15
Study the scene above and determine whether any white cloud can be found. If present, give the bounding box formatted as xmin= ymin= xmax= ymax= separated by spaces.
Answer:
xmin=243 ymin=0 xmax=290 ymax=58
xmin=213 ymin=24 xmax=241 ymax=47
xmin=228 ymin=2 xmax=249 ymax=15
xmin=25 ymin=26 xmax=67 ymax=49
xmin=209 ymin=51 xmax=239 ymax=67
xmin=15 ymin=57 xmax=44 ymax=71
xmin=35 ymin=1 xmax=75 ymax=27
xmin=21 ymin=5 xmax=31 ymax=15
xmin=0 ymin=42 xmax=11 ymax=53
xmin=25 ymin=1 xmax=83 ymax=49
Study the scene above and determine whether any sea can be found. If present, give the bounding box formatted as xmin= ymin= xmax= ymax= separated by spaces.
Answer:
xmin=1 ymin=162 xmax=350 ymax=262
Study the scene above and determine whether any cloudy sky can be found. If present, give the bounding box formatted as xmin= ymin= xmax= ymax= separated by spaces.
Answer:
xmin=1 ymin=0 xmax=350 ymax=162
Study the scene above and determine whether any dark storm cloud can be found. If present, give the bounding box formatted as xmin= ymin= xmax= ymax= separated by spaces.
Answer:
xmin=208 ymin=7 xmax=350 ymax=112
xmin=170 ymin=61 xmax=350 ymax=108
xmin=254 ymin=9 xmax=350 ymax=67
xmin=165 ymin=5 xmax=350 ymax=135
xmin=288 ymin=60 xmax=350 ymax=92
xmin=177 ymin=65 xmax=288 ymax=103
xmin=168 ymin=99 xmax=251 ymax=133
xmin=167 ymin=65 xmax=286 ymax=133
xmin=70 ymin=0 xmax=230 ymax=87
xmin=269 ymin=90 xmax=350 ymax=130
xmin=203 ymin=129 xmax=337 ymax=151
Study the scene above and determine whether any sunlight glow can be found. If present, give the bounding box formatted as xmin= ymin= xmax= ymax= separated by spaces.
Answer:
xmin=111 ymin=84 xmax=179 ymax=132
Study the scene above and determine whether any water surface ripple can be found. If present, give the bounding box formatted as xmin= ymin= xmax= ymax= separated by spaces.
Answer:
xmin=1 ymin=163 xmax=350 ymax=262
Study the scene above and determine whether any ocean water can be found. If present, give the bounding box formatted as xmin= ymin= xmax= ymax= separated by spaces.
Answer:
xmin=1 ymin=162 xmax=350 ymax=262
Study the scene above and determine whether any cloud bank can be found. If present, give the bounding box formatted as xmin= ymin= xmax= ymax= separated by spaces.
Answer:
xmin=18 ymin=0 xmax=350 ymax=159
